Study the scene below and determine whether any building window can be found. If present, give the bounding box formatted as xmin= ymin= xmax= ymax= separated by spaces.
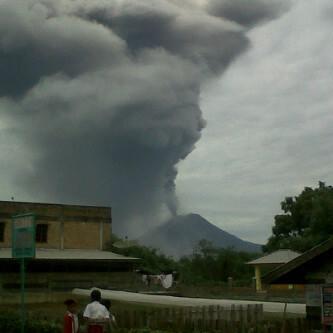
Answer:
xmin=0 ymin=223 xmax=5 ymax=242
xmin=36 ymin=224 xmax=48 ymax=243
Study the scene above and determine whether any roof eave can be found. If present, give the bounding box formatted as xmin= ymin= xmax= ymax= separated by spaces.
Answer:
xmin=263 ymin=237 xmax=333 ymax=284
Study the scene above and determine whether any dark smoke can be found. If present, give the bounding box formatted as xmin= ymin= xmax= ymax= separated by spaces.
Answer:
xmin=0 ymin=0 xmax=289 ymax=237
xmin=208 ymin=0 xmax=291 ymax=28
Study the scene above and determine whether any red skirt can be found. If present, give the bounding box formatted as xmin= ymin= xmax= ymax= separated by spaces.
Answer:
xmin=87 ymin=324 xmax=104 ymax=333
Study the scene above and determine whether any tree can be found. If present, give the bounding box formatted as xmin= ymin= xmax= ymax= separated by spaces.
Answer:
xmin=263 ymin=182 xmax=333 ymax=253
xmin=179 ymin=239 xmax=257 ymax=284
xmin=108 ymin=237 xmax=257 ymax=285
xmin=106 ymin=236 xmax=177 ymax=274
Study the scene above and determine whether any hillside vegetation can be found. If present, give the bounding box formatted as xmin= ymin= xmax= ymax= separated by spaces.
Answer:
xmin=109 ymin=238 xmax=258 ymax=286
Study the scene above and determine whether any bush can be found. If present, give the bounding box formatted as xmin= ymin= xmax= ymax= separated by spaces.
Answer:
xmin=0 ymin=311 xmax=60 ymax=333
xmin=114 ymin=330 xmax=172 ymax=333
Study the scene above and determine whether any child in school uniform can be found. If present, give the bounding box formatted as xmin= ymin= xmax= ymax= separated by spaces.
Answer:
xmin=101 ymin=299 xmax=117 ymax=332
xmin=64 ymin=299 xmax=79 ymax=333
xmin=83 ymin=289 xmax=109 ymax=333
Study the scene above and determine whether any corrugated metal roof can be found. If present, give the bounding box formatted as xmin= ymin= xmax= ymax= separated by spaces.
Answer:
xmin=247 ymin=249 xmax=300 ymax=265
xmin=0 ymin=248 xmax=139 ymax=261
xmin=0 ymin=199 xmax=111 ymax=210
xmin=264 ymin=237 xmax=333 ymax=284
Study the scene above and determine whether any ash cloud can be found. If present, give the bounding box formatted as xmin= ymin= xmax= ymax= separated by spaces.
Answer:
xmin=0 ymin=0 xmax=288 ymax=236
xmin=208 ymin=0 xmax=291 ymax=28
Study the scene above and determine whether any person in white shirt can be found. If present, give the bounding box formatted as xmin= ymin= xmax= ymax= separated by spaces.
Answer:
xmin=83 ymin=289 xmax=109 ymax=333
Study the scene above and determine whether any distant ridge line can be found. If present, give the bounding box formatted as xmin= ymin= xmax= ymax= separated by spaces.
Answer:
xmin=138 ymin=213 xmax=262 ymax=258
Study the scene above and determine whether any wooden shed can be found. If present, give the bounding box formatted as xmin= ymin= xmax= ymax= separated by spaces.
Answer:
xmin=264 ymin=238 xmax=333 ymax=328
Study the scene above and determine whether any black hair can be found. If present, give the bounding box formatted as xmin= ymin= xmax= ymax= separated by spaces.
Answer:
xmin=90 ymin=289 xmax=102 ymax=302
xmin=64 ymin=299 xmax=77 ymax=307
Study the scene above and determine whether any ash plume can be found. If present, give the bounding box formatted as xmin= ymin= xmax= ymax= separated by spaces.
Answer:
xmin=0 ymin=0 xmax=289 ymax=236
xmin=208 ymin=0 xmax=291 ymax=27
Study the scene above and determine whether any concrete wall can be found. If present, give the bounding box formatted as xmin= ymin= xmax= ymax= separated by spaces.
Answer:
xmin=0 ymin=271 xmax=136 ymax=289
xmin=0 ymin=270 xmax=138 ymax=304
xmin=41 ymin=221 xmax=61 ymax=248
xmin=0 ymin=201 xmax=112 ymax=250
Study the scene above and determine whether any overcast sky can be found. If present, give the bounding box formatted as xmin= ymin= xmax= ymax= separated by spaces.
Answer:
xmin=0 ymin=0 xmax=332 ymax=244
xmin=177 ymin=0 xmax=333 ymax=244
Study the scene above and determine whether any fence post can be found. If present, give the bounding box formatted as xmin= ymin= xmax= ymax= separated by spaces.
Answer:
xmin=199 ymin=306 xmax=204 ymax=330
xmin=206 ymin=305 xmax=213 ymax=330
xmin=158 ymin=308 xmax=164 ymax=330
xmin=128 ymin=310 xmax=134 ymax=329
xmin=247 ymin=304 xmax=252 ymax=324
xmin=188 ymin=306 xmax=192 ymax=329
xmin=211 ymin=305 xmax=218 ymax=330
xmin=216 ymin=305 xmax=223 ymax=329
xmin=180 ymin=307 xmax=186 ymax=330
xmin=238 ymin=304 xmax=244 ymax=324
xmin=190 ymin=306 xmax=198 ymax=331
xmin=184 ymin=307 xmax=188 ymax=329
xmin=172 ymin=307 xmax=177 ymax=331
xmin=254 ymin=304 xmax=263 ymax=321
xmin=116 ymin=310 xmax=123 ymax=328
xmin=201 ymin=306 xmax=207 ymax=330
xmin=165 ymin=307 xmax=170 ymax=330
xmin=135 ymin=310 xmax=140 ymax=328
xmin=231 ymin=304 xmax=236 ymax=322
xmin=172 ymin=307 xmax=177 ymax=330
xmin=149 ymin=308 xmax=154 ymax=328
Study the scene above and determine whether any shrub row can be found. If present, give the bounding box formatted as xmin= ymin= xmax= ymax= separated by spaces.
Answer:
xmin=0 ymin=312 xmax=60 ymax=333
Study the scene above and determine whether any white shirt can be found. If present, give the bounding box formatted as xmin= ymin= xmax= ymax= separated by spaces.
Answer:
xmin=83 ymin=301 xmax=110 ymax=319
xmin=73 ymin=314 xmax=79 ymax=333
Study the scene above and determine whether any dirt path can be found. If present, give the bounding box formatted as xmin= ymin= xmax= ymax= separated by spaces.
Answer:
xmin=73 ymin=288 xmax=305 ymax=314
